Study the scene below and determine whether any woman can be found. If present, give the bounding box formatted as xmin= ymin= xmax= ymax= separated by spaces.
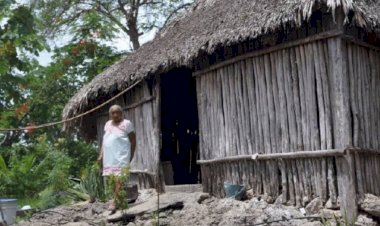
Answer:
xmin=97 ymin=105 xmax=136 ymax=212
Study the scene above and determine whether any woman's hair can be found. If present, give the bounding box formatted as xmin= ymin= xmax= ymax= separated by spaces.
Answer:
xmin=109 ymin=104 xmax=124 ymax=118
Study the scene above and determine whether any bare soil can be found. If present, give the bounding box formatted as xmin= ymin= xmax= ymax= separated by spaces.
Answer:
xmin=16 ymin=189 xmax=377 ymax=226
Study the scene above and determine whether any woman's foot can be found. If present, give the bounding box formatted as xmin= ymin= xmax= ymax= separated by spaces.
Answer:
xmin=108 ymin=202 xmax=116 ymax=215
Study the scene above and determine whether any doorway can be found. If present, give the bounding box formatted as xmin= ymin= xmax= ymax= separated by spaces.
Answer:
xmin=160 ymin=68 xmax=200 ymax=185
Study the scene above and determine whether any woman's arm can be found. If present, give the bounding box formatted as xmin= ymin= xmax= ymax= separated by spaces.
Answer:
xmin=97 ymin=146 xmax=103 ymax=164
xmin=128 ymin=132 xmax=136 ymax=162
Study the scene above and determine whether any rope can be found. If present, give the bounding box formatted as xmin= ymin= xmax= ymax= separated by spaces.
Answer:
xmin=0 ymin=78 xmax=144 ymax=132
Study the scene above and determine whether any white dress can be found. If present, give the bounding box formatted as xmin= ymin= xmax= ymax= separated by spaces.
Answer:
xmin=102 ymin=119 xmax=134 ymax=176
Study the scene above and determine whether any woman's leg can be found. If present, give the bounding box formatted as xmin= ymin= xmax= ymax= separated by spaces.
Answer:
xmin=109 ymin=177 xmax=121 ymax=212
xmin=114 ymin=177 xmax=122 ymax=199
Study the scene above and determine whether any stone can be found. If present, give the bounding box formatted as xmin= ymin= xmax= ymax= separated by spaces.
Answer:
xmin=107 ymin=193 xmax=184 ymax=222
xmin=197 ymin=193 xmax=210 ymax=204
xmin=302 ymin=196 xmax=311 ymax=206
xmin=172 ymin=210 xmax=180 ymax=215
xmin=101 ymin=210 xmax=113 ymax=217
xmin=359 ymin=194 xmax=380 ymax=217
xmin=72 ymin=215 xmax=83 ymax=222
xmin=259 ymin=194 xmax=274 ymax=204
xmin=274 ymin=195 xmax=283 ymax=205
xmin=91 ymin=203 xmax=107 ymax=215
xmin=355 ymin=214 xmax=377 ymax=226
xmin=62 ymin=222 xmax=90 ymax=226
xmin=24 ymin=223 xmax=51 ymax=226
xmin=319 ymin=209 xmax=342 ymax=219
xmin=159 ymin=212 xmax=167 ymax=218
xmin=325 ymin=198 xmax=339 ymax=210
xmin=246 ymin=189 xmax=255 ymax=200
xmin=18 ymin=189 xmax=357 ymax=226
xmin=305 ymin=198 xmax=323 ymax=215
xmin=143 ymin=220 xmax=156 ymax=226
xmin=141 ymin=213 xmax=151 ymax=220
xmin=303 ymin=222 xmax=322 ymax=226
xmin=250 ymin=199 xmax=268 ymax=210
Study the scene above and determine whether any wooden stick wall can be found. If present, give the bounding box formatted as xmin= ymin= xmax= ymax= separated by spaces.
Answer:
xmin=196 ymin=37 xmax=380 ymax=207
xmin=347 ymin=42 xmax=380 ymax=149
xmin=354 ymin=153 xmax=380 ymax=197
xmin=200 ymin=157 xmax=336 ymax=207
xmin=345 ymin=42 xmax=380 ymax=199
xmin=196 ymin=38 xmax=338 ymax=158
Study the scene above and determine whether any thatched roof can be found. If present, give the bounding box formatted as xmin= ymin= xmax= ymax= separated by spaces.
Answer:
xmin=63 ymin=0 xmax=380 ymax=124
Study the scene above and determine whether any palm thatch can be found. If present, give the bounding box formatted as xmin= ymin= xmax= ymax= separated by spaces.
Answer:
xmin=62 ymin=0 xmax=380 ymax=125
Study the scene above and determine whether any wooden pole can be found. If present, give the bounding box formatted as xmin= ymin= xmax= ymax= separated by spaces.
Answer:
xmin=336 ymin=151 xmax=357 ymax=222
xmin=197 ymin=149 xmax=347 ymax=164
xmin=193 ymin=30 xmax=343 ymax=77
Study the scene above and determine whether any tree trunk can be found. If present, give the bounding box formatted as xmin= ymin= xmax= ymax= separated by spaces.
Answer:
xmin=127 ymin=24 xmax=140 ymax=51
xmin=118 ymin=0 xmax=141 ymax=50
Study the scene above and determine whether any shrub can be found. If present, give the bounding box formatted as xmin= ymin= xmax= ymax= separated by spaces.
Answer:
xmin=0 ymin=134 xmax=73 ymax=209
xmin=79 ymin=163 xmax=107 ymax=202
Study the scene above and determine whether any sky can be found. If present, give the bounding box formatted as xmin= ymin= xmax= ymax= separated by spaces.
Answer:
xmin=15 ymin=0 xmax=193 ymax=66
xmin=37 ymin=29 xmax=157 ymax=66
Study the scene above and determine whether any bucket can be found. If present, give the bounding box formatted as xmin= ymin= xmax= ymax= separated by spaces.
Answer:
xmin=0 ymin=199 xmax=17 ymax=225
xmin=223 ymin=182 xmax=246 ymax=200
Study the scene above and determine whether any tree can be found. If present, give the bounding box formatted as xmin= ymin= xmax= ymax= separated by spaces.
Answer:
xmin=34 ymin=0 xmax=193 ymax=51
xmin=0 ymin=0 xmax=123 ymax=147
xmin=24 ymin=39 xmax=124 ymax=141
xmin=0 ymin=0 xmax=47 ymax=146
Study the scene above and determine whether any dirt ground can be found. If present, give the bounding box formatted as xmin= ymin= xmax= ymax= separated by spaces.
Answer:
xmin=16 ymin=189 xmax=378 ymax=226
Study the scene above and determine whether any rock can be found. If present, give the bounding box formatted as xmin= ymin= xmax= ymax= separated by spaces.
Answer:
xmin=126 ymin=222 xmax=136 ymax=226
xmin=355 ymin=214 xmax=377 ymax=226
xmin=101 ymin=210 xmax=113 ymax=217
xmin=274 ymin=195 xmax=283 ymax=205
xmin=197 ymin=193 xmax=210 ymax=204
xmin=302 ymin=196 xmax=311 ymax=206
xmin=90 ymin=203 xmax=107 ymax=215
xmin=246 ymin=189 xmax=255 ymax=200
xmin=359 ymin=194 xmax=380 ymax=217
xmin=92 ymin=219 xmax=107 ymax=225
xmin=325 ymin=198 xmax=339 ymax=210
xmin=319 ymin=209 xmax=341 ymax=219
xmin=62 ymin=222 xmax=90 ymax=226
xmin=23 ymin=223 xmax=51 ymax=226
xmin=141 ymin=212 xmax=151 ymax=220
xmin=72 ymin=215 xmax=83 ymax=222
xmin=17 ymin=189 xmax=355 ymax=226
xmin=303 ymin=222 xmax=322 ymax=226
xmin=143 ymin=220 xmax=156 ymax=226
xmin=259 ymin=194 xmax=274 ymax=204
xmin=172 ymin=210 xmax=180 ymax=215
xmin=305 ymin=198 xmax=323 ymax=214
xmin=107 ymin=193 xmax=184 ymax=222
xmin=159 ymin=212 xmax=167 ymax=218
xmin=250 ymin=199 xmax=268 ymax=210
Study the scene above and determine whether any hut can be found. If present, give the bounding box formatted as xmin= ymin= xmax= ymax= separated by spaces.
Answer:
xmin=63 ymin=0 xmax=380 ymax=220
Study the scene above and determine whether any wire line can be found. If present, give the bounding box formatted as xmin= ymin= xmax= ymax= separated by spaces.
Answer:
xmin=0 ymin=78 xmax=144 ymax=132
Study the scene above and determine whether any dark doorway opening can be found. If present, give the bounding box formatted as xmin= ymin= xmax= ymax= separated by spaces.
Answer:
xmin=160 ymin=68 xmax=200 ymax=185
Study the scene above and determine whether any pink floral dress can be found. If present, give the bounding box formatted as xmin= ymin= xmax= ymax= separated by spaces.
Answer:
xmin=102 ymin=119 xmax=134 ymax=176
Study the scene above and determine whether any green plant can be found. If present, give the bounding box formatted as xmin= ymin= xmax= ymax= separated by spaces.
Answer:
xmin=0 ymin=134 xmax=73 ymax=209
xmin=151 ymin=212 xmax=159 ymax=226
xmin=79 ymin=163 xmax=107 ymax=202
xmin=107 ymin=167 xmax=130 ymax=209
xmin=320 ymin=212 xmax=353 ymax=226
